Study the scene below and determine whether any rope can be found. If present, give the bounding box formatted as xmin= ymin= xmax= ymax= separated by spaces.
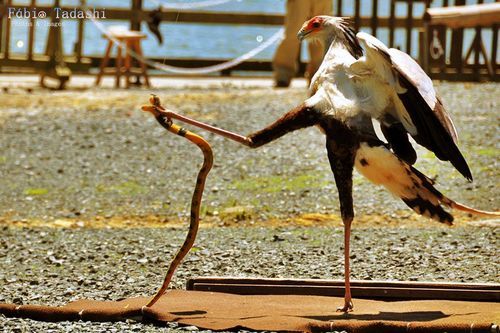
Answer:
xmin=142 ymin=95 xmax=214 ymax=307
xmin=430 ymin=29 xmax=444 ymax=60
xmin=87 ymin=15 xmax=284 ymax=75
xmin=148 ymin=0 xmax=234 ymax=10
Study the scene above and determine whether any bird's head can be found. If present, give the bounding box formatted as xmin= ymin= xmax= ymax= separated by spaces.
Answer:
xmin=297 ymin=16 xmax=363 ymax=58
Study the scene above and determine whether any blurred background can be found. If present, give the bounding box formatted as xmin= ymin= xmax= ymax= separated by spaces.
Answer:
xmin=1 ymin=0 xmax=498 ymax=82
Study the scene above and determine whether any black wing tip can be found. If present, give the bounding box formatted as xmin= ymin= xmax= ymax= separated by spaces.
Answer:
xmin=457 ymin=161 xmax=473 ymax=182
xmin=403 ymin=197 xmax=454 ymax=225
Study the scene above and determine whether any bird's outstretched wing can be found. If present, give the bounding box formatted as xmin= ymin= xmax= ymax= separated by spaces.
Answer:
xmin=354 ymin=32 xmax=472 ymax=181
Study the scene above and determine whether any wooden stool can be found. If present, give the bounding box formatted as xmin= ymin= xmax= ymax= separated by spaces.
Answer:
xmin=95 ymin=28 xmax=151 ymax=88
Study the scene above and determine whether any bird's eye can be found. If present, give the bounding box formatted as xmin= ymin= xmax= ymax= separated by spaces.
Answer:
xmin=312 ymin=21 xmax=321 ymax=28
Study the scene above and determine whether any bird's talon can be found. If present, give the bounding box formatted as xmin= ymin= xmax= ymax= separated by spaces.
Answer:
xmin=336 ymin=301 xmax=354 ymax=313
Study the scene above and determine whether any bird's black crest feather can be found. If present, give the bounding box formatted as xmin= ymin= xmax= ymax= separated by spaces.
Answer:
xmin=339 ymin=18 xmax=363 ymax=59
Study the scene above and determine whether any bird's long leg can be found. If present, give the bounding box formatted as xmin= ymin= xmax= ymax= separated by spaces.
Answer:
xmin=340 ymin=216 xmax=353 ymax=312
xmin=326 ymin=135 xmax=355 ymax=313
xmin=161 ymin=110 xmax=252 ymax=147
xmin=247 ymin=103 xmax=320 ymax=148
xmin=142 ymin=97 xmax=252 ymax=146
xmin=142 ymin=95 xmax=320 ymax=149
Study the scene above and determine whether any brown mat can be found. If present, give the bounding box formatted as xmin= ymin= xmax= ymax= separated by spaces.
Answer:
xmin=0 ymin=290 xmax=499 ymax=332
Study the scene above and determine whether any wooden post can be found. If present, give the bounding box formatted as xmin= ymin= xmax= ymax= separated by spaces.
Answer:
xmin=406 ymin=0 xmax=414 ymax=54
xmin=95 ymin=41 xmax=113 ymax=86
xmin=0 ymin=0 xmax=4 ymax=56
xmin=492 ymin=24 xmax=498 ymax=75
xmin=336 ymin=0 xmax=343 ymax=16
xmin=418 ymin=29 xmax=425 ymax=67
xmin=27 ymin=0 xmax=35 ymax=61
xmin=474 ymin=0 xmax=484 ymax=80
xmin=354 ymin=0 xmax=361 ymax=31
xmin=124 ymin=40 xmax=132 ymax=88
xmin=75 ymin=0 xmax=85 ymax=64
xmin=4 ymin=0 xmax=11 ymax=59
xmin=115 ymin=42 xmax=122 ymax=88
xmin=389 ymin=0 xmax=396 ymax=47
xmin=133 ymin=38 xmax=150 ymax=87
xmin=131 ymin=0 xmax=143 ymax=31
xmin=371 ymin=0 xmax=379 ymax=37
xmin=40 ymin=0 xmax=71 ymax=89
xmin=449 ymin=0 xmax=465 ymax=74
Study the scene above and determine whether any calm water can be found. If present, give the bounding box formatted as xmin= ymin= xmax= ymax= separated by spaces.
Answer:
xmin=7 ymin=0 xmax=497 ymax=64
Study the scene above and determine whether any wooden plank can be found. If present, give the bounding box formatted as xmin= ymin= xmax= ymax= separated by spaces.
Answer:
xmin=424 ymin=2 xmax=500 ymax=29
xmin=188 ymin=277 xmax=500 ymax=290
xmin=430 ymin=69 xmax=499 ymax=82
xmin=186 ymin=277 xmax=500 ymax=302
xmin=0 ymin=5 xmax=424 ymax=28
xmin=2 ymin=55 xmax=497 ymax=81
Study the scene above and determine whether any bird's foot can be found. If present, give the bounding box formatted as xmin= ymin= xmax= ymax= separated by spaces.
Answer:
xmin=336 ymin=299 xmax=353 ymax=313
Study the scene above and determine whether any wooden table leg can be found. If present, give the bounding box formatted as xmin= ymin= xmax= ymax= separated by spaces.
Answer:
xmin=115 ymin=42 xmax=123 ymax=88
xmin=134 ymin=40 xmax=151 ymax=88
xmin=95 ymin=41 xmax=113 ymax=86
xmin=124 ymin=40 xmax=132 ymax=89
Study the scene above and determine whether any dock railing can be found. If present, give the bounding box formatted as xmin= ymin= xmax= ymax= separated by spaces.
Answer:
xmin=0 ymin=0 xmax=498 ymax=81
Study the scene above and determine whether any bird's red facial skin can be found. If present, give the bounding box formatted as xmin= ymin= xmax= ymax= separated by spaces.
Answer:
xmin=306 ymin=17 xmax=323 ymax=34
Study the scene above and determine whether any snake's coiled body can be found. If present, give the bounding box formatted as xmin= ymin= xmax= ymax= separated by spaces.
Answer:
xmin=143 ymin=98 xmax=213 ymax=307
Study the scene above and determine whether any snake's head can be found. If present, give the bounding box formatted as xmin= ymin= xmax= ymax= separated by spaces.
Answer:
xmin=149 ymin=94 xmax=161 ymax=107
xmin=141 ymin=94 xmax=164 ymax=117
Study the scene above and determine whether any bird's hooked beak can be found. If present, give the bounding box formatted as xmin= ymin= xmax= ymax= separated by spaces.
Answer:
xmin=297 ymin=26 xmax=311 ymax=41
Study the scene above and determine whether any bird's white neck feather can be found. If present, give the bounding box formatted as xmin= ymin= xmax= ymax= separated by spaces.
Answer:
xmin=323 ymin=41 xmax=357 ymax=65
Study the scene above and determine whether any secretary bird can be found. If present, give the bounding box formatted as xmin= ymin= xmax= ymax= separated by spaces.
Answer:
xmin=144 ymin=16 xmax=499 ymax=312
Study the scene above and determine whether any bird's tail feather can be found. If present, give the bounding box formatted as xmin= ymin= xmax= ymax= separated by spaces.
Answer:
xmin=354 ymin=142 xmax=498 ymax=224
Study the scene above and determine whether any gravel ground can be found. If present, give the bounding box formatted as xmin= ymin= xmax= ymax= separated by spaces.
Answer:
xmin=0 ymin=226 xmax=498 ymax=332
xmin=0 ymin=82 xmax=498 ymax=224
xmin=0 ymin=82 xmax=499 ymax=332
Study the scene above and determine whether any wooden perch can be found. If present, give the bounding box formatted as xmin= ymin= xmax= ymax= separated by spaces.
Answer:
xmin=424 ymin=3 xmax=500 ymax=28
